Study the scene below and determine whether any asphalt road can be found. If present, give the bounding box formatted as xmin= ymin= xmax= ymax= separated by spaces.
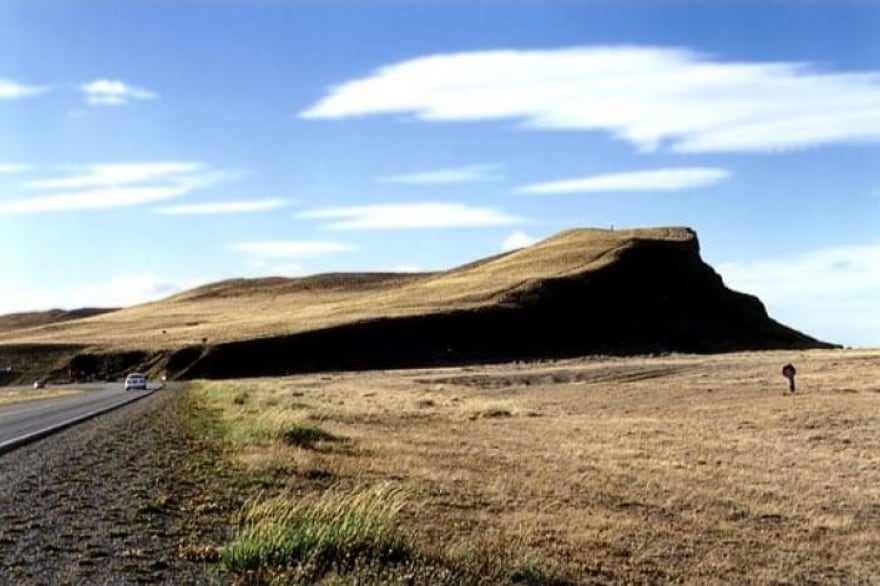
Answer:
xmin=0 ymin=383 xmax=157 ymax=452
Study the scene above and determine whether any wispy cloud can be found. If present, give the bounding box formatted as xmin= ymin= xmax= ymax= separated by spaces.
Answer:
xmin=23 ymin=162 xmax=202 ymax=191
xmin=76 ymin=273 xmax=182 ymax=307
xmin=79 ymin=79 xmax=157 ymax=106
xmin=502 ymin=231 xmax=540 ymax=251
xmin=384 ymin=264 xmax=424 ymax=273
xmin=0 ymin=272 xmax=181 ymax=313
xmin=718 ymin=244 xmax=880 ymax=347
xmin=379 ymin=164 xmax=503 ymax=185
xmin=0 ymin=163 xmax=30 ymax=174
xmin=0 ymin=79 xmax=47 ymax=99
xmin=301 ymin=46 xmax=880 ymax=153
xmin=0 ymin=162 xmax=229 ymax=214
xmin=154 ymin=198 xmax=286 ymax=215
xmin=517 ymin=167 xmax=730 ymax=195
xmin=299 ymin=202 xmax=521 ymax=230
xmin=230 ymin=241 xmax=356 ymax=259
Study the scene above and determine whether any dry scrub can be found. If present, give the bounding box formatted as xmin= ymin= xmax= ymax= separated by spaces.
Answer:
xmin=191 ymin=348 xmax=880 ymax=584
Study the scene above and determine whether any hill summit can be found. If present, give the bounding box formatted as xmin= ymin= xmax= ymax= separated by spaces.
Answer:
xmin=0 ymin=227 xmax=833 ymax=381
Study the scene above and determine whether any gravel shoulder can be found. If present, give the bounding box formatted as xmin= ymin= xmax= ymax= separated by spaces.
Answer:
xmin=0 ymin=389 xmax=235 ymax=585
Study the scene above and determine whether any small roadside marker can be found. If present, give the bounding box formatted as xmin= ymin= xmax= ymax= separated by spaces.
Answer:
xmin=782 ymin=363 xmax=797 ymax=393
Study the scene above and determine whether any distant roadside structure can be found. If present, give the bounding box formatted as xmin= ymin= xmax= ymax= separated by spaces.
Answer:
xmin=782 ymin=363 xmax=797 ymax=393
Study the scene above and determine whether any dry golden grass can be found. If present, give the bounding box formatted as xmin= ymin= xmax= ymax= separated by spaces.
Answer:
xmin=191 ymin=348 xmax=880 ymax=584
xmin=0 ymin=386 xmax=84 ymax=406
xmin=0 ymin=228 xmax=692 ymax=350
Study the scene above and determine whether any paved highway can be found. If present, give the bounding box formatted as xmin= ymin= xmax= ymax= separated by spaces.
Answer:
xmin=0 ymin=383 xmax=157 ymax=453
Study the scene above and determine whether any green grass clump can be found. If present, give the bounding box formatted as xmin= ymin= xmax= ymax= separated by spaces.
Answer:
xmin=222 ymin=484 xmax=410 ymax=580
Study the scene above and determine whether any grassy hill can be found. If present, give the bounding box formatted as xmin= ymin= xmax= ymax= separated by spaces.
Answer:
xmin=0 ymin=227 xmax=833 ymax=381
xmin=0 ymin=227 xmax=690 ymax=349
xmin=0 ymin=308 xmax=116 ymax=335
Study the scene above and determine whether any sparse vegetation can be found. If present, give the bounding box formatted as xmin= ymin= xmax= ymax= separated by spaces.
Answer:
xmin=188 ymin=349 xmax=880 ymax=584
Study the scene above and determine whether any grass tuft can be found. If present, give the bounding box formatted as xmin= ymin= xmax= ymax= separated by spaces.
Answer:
xmin=221 ymin=483 xmax=410 ymax=580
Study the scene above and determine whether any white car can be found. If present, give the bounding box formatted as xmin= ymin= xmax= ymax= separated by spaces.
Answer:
xmin=124 ymin=373 xmax=147 ymax=391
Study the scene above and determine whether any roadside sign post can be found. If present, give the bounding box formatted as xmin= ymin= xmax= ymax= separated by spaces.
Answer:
xmin=782 ymin=363 xmax=797 ymax=393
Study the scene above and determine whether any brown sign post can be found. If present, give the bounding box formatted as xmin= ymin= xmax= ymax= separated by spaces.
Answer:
xmin=781 ymin=363 xmax=797 ymax=393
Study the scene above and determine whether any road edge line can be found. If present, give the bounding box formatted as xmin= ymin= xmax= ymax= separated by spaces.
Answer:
xmin=0 ymin=388 xmax=159 ymax=456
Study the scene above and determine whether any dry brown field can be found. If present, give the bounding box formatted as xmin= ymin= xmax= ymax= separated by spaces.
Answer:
xmin=192 ymin=348 xmax=880 ymax=584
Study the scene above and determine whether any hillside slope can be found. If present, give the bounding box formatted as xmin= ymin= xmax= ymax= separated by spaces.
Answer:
xmin=0 ymin=308 xmax=116 ymax=334
xmin=0 ymin=227 xmax=833 ymax=381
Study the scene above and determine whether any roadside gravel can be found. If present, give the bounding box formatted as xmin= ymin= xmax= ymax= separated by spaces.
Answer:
xmin=0 ymin=389 xmax=236 ymax=585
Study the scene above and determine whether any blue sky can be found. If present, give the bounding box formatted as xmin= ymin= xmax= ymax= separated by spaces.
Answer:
xmin=1 ymin=1 xmax=878 ymax=347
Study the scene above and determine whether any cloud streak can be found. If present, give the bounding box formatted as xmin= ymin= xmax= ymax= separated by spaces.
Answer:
xmin=154 ymin=198 xmax=286 ymax=215
xmin=0 ymin=162 xmax=228 ymax=214
xmin=23 ymin=162 xmax=202 ymax=191
xmin=0 ymin=79 xmax=47 ymax=99
xmin=0 ymin=273 xmax=181 ymax=314
xmin=301 ymin=46 xmax=880 ymax=153
xmin=79 ymin=79 xmax=157 ymax=106
xmin=380 ymin=164 xmax=503 ymax=185
xmin=517 ymin=167 xmax=730 ymax=195
xmin=0 ymin=164 xmax=30 ymax=174
xmin=299 ymin=202 xmax=521 ymax=230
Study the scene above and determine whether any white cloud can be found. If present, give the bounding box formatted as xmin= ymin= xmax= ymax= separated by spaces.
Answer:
xmin=718 ymin=244 xmax=880 ymax=348
xmin=380 ymin=164 xmax=503 ymax=185
xmin=0 ymin=186 xmax=189 ymax=214
xmin=0 ymin=79 xmax=47 ymax=99
xmin=299 ymin=202 xmax=521 ymax=230
xmin=301 ymin=46 xmax=880 ymax=153
xmin=230 ymin=241 xmax=356 ymax=259
xmin=154 ymin=198 xmax=286 ymax=215
xmin=0 ymin=162 xmax=229 ymax=214
xmin=384 ymin=265 xmax=424 ymax=273
xmin=79 ymin=79 xmax=157 ymax=106
xmin=0 ymin=164 xmax=30 ymax=174
xmin=0 ymin=273 xmax=181 ymax=314
xmin=23 ymin=162 xmax=202 ymax=191
xmin=517 ymin=167 xmax=730 ymax=195
xmin=502 ymin=231 xmax=539 ymax=251
xmin=75 ymin=273 xmax=182 ymax=307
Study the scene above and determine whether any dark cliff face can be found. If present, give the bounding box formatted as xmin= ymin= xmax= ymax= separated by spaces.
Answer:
xmin=171 ymin=235 xmax=831 ymax=380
